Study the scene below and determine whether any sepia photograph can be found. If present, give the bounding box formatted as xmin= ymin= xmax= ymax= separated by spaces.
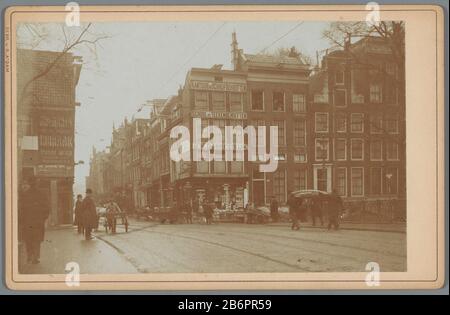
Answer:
xmin=3 ymin=4 xmax=445 ymax=291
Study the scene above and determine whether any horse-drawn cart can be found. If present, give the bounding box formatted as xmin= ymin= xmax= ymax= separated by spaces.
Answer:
xmin=98 ymin=202 xmax=129 ymax=233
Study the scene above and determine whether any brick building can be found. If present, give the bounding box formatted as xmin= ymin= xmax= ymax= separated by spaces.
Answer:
xmin=170 ymin=67 xmax=248 ymax=211
xmin=309 ymin=36 xmax=405 ymax=210
xmin=17 ymin=49 xmax=82 ymax=224
xmin=87 ymin=33 xmax=405 ymax=217
xmin=231 ymin=32 xmax=311 ymax=206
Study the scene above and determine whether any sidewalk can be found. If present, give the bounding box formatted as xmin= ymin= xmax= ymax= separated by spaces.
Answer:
xmin=266 ymin=221 xmax=406 ymax=233
xmin=19 ymin=225 xmax=137 ymax=274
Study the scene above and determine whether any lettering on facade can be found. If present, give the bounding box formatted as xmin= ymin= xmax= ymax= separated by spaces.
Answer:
xmin=37 ymin=112 xmax=74 ymax=166
xmin=190 ymin=80 xmax=247 ymax=92
xmin=35 ymin=164 xmax=74 ymax=177
xmin=191 ymin=111 xmax=247 ymax=120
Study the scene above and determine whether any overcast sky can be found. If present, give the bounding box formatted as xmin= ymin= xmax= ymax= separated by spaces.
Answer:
xmin=18 ymin=21 xmax=332 ymax=195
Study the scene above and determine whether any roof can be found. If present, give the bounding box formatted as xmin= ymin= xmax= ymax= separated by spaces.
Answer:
xmin=243 ymin=53 xmax=306 ymax=66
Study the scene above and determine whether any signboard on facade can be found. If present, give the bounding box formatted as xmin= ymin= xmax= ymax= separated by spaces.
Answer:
xmin=190 ymin=80 xmax=246 ymax=92
xmin=191 ymin=111 xmax=247 ymax=120
xmin=35 ymin=165 xmax=74 ymax=178
xmin=37 ymin=110 xmax=74 ymax=166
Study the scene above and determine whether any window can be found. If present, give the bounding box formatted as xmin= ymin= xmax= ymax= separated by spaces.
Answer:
xmin=370 ymin=167 xmax=382 ymax=195
xmin=351 ymin=168 xmax=364 ymax=196
xmin=386 ymin=141 xmax=399 ymax=160
xmin=211 ymin=92 xmax=225 ymax=111
xmin=351 ymin=139 xmax=364 ymax=160
xmin=385 ymin=85 xmax=398 ymax=105
xmin=293 ymin=119 xmax=306 ymax=146
xmin=386 ymin=63 xmax=397 ymax=77
xmin=196 ymin=161 xmax=209 ymax=173
xmin=316 ymin=168 xmax=328 ymax=192
xmin=294 ymin=147 xmax=307 ymax=163
xmin=315 ymin=138 xmax=329 ymax=161
xmin=335 ymin=70 xmax=345 ymax=85
xmin=276 ymin=153 xmax=287 ymax=161
xmin=213 ymin=160 xmax=226 ymax=173
xmin=370 ymin=84 xmax=382 ymax=103
xmin=370 ymin=140 xmax=383 ymax=161
xmin=351 ymin=113 xmax=364 ymax=133
xmin=370 ymin=113 xmax=383 ymax=134
xmin=293 ymin=94 xmax=306 ymax=112
xmin=230 ymin=161 xmax=243 ymax=173
xmin=252 ymin=169 xmax=264 ymax=180
xmin=336 ymin=168 xmax=347 ymax=196
xmin=212 ymin=121 xmax=226 ymax=172
xmin=335 ymin=113 xmax=347 ymax=133
xmin=294 ymin=169 xmax=307 ymax=191
xmin=351 ymin=67 xmax=365 ymax=104
xmin=194 ymin=91 xmax=208 ymax=110
xmin=273 ymin=91 xmax=285 ymax=111
xmin=229 ymin=93 xmax=243 ymax=112
xmin=315 ymin=113 xmax=329 ymax=133
xmin=251 ymin=90 xmax=264 ymax=111
xmin=273 ymin=120 xmax=285 ymax=145
xmin=273 ymin=170 xmax=286 ymax=204
xmin=334 ymin=89 xmax=347 ymax=107
xmin=335 ymin=139 xmax=347 ymax=160
xmin=385 ymin=117 xmax=399 ymax=134
xmin=384 ymin=167 xmax=398 ymax=194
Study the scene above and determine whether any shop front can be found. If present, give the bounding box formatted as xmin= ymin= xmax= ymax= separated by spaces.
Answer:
xmin=174 ymin=177 xmax=248 ymax=212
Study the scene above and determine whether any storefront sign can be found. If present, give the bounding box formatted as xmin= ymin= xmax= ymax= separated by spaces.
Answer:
xmin=35 ymin=165 xmax=74 ymax=177
xmin=36 ymin=110 xmax=74 ymax=166
xmin=191 ymin=111 xmax=247 ymax=120
xmin=190 ymin=80 xmax=246 ymax=92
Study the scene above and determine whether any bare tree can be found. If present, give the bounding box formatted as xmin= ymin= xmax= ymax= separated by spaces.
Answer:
xmin=322 ymin=21 xmax=405 ymax=136
xmin=322 ymin=21 xmax=404 ymax=89
xmin=17 ymin=22 xmax=110 ymax=106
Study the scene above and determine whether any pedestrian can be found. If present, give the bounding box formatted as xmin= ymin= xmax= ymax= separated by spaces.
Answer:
xmin=298 ymin=198 xmax=308 ymax=223
xmin=82 ymin=188 xmax=98 ymax=240
xmin=73 ymin=194 xmax=84 ymax=234
xmin=311 ymin=196 xmax=324 ymax=227
xmin=203 ymin=202 xmax=214 ymax=225
xmin=269 ymin=196 xmax=279 ymax=222
xmin=106 ymin=200 xmax=119 ymax=233
xmin=169 ymin=202 xmax=179 ymax=224
xmin=18 ymin=176 xmax=49 ymax=264
xmin=327 ymin=190 xmax=343 ymax=230
xmin=287 ymin=192 xmax=301 ymax=230
xmin=185 ymin=202 xmax=193 ymax=224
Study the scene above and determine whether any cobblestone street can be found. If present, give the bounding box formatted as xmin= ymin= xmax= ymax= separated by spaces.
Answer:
xmin=20 ymin=219 xmax=406 ymax=274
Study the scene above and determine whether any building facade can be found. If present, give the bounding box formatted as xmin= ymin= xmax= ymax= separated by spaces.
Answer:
xmin=231 ymin=33 xmax=311 ymax=206
xmin=169 ymin=67 xmax=248 ymax=211
xmin=309 ymin=37 xmax=406 ymax=210
xmin=17 ymin=49 xmax=82 ymax=224
xmin=87 ymin=33 xmax=405 ymax=216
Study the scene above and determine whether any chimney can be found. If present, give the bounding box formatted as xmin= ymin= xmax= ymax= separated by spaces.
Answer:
xmin=344 ymin=34 xmax=351 ymax=52
xmin=231 ymin=31 xmax=240 ymax=71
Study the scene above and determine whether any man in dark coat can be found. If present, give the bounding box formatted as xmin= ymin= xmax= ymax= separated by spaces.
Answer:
xmin=73 ymin=194 xmax=84 ymax=234
xmin=269 ymin=196 xmax=279 ymax=222
xmin=184 ymin=202 xmax=193 ymax=224
xmin=82 ymin=188 xmax=97 ymax=240
xmin=311 ymin=196 xmax=324 ymax=226
xmin=327 ymin=190 xmax=343 ymax=230
xmin=18 ymin=176 xmax=49 ymax=264
xmin=203 ymin=202 xmax=214 ymax=225
xmin=287 ymin=192 xmax=301 ymax=230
